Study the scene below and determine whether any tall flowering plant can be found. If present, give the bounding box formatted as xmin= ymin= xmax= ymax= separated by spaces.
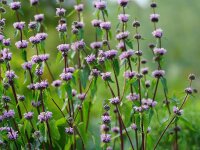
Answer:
xmin=0 ymin=0 xmax=197 ymax=149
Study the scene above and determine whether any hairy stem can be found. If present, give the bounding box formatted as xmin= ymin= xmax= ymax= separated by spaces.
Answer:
xmin=154 ymin=94 xmax=189 ymax=149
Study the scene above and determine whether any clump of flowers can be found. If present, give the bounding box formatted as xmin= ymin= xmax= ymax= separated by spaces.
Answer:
xmin=0 ymin=0 xmax=197 ymax=149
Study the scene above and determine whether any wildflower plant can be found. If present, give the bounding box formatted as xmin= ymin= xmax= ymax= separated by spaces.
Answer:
xmin=0 ymin=0 xmax=197 ymax=150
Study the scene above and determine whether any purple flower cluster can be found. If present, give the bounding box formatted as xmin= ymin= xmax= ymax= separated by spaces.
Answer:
xmin=60 ymin=72 xmax=72 ymax=81
xmin=119 ymin=50 xmax=134 ymax=60
xmin=116 ymin=31 xmax=129 ymax=40
xmin=3 ymin=38 xmax=11 ymax=46
xmin=150 ymin=14 xmax=160 ymax=22
xmin=94 ymin=1 xmax=106 ymax=10
xmin=31 ymin=54 xmax=49 ymax=63
xmin=24 ymin=112 xmax=34 ymax=120
xmin=126 ymin=93 xmax=139 ymax=101
xmin=56 ymin=8 xmax=66 ymax=17
xmin=28 ymin=21 xmax=37 ymax=30
xmin=91 ymin=19 xmax=102 ymax=27
xmin=10 ymin=2 xmax=21 ymax=10
xmin=0 ymin=0 xmax=196 ymax=149
xmin=34 ymin=80 xmax=49 ymax=90
xmin=51 ymin=80 xmax=62 ymax=87
xmin=173 ymin=106 xmax=183 ymax=116
xmin=8 ymin=129 xmax=18 ymax=140
xmin=74 ymin=4 xmax=84 ymax=12
xmin=152 ymin=70 xmax=165 ymax=78
xmin=124 ymin=71 xmax=136 ymax=79
xmin=57 ymin=44 xmax=70 ymax=53
xmin=102 ymin=114 xmax=111 ymax=124
xmin=30 ymin=0 xmax=39 ymax=6
xmin=101 ymin=72 xmax=111 ymax=81
xmin=15 ymin=40 xmax=29 ymax=49
xmin=1 ymin=48 xmax=12 ymax=61
xmin=118 ymin=14 xmax=129 ymax=22
xmin=71 ymin=40 xmax=85 ymax=51
xmin=13 ymin=22 xmax=25 ymax=30
xmin=109 ymin=97 xmax=120 ymax=105
xmin=90 ymin=42 xmax=102 ymax=49
xmin=65 ymin=127 xmax=74 ymax=135
xmin=77 ymin=93 xmax=86 ymax=101
xmin=34 ymin=14 xmax=44 ymax=22
xmin=22 ymin=61 xmax=33 ymax=70
xmin=5 ymin=70 xmax=17 ymax=81
xmin=153 ymin=48 xmax=167 ymax=55
xmin=101 ymin=134 xmax=111 ymax=143
xmin=118 ymin=0 xmax=129 ymax=7
xmin=134 ymin=99 xmax=157 ymax=112
xmin=85 ymin=54 xmax=96 ymax=64
xmin=3 ymin=110 xmax=15 ymax=119
xmin=38 ymin=111 xmax=52 ymax=122
xmin=152 ymin=28 xmax=163 ymax=38
xmin=56 ymin=23 xmax=67 ymax=32
xmin=29 ymin=33 xmax=48 ymax=44
xmin=100 ymin=22 xmax=111 ymax=30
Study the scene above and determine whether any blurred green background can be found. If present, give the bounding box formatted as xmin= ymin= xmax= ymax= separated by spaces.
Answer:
xmin=2 ymin=0 xmax=200 ymax=149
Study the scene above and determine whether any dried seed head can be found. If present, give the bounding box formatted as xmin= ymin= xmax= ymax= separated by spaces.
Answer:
xmin=134 ymin=33 xmax=142 ymax=40
xmin=3 ymin=82 xmax=10 ymax=89
xmin=188 ymin=74 xmax=195 ymax=80
xmin=132 ymin=21 xmax=140 ymax=27
xmin=185 ymin=87 xmax=193 ymax=94
xmin=2 ymin=0 xmax=7 ymax=5
xmin=149 ymin=43 xmax=155 ymax=49
xmin=0 ymin=7 xmax=6 ymax=13
xmin=150 ymin=2 xmax=157 ymax=8
xmin=193 ymin=88 xmax=198 ymax=93
xmin=17 ymin=95 xmax=25 ymax=101
xmin=174 ymin=126 xmax=181 ymax=132
xmin=104 ymin=104 xmax=110 ymax=111
xmin=141 ymin=59 xmax=147 ymax=64
xmin=135 ymin=50 xmax=143 ymax=56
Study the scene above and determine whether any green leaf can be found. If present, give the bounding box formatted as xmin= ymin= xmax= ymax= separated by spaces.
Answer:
xmin=116 ymin=22 xmax=120 ymax=29
xmin=148 ymin=109 xmax=154 ymax=124
xmin=0 ymin=82 xmax=3 ymax=98
xmin=94 ymin=10 xmax=100 ymax=18
xmin=14 ymin=30 xmax=19 ymax=38
xmin=24 ymin=120 xmax=32 ymax=138
xmin=21 ymin=49 xmax=27 ymax=62
xmin=80 ymin=66 xmax=90 ymax=89
xmin=67 ymin=9 xmax=76 ymax=18
xmin=179 ymin=117 xmax=196 ymax=131
xmin=135 ymin=114 xmax=141 ymax=131
xmin=103 ymin=10 xmax=108 ymax=18
xmin=23 ymin=70 xmax=28 ymax=84
xmin=90 ymin=78 xmax=97 ymax=98
xmin=125 ymin=39 xmax=133 ymax=49
xmin=56 ymin=118 xmax=66 ymax=126
xmin=78 ymin=29 xmax=84 ymax=39
xmin=161 ymin=77 xmax=168 ymax=94
xmin=56 ymin=52 xmax=63 ymax=63
xmin=65 ymin=83 xmax=72 ymax=100
xmin=132 ymin=80 xmax=139 ymax=93
xmin=143 ymin=113 xmax=149 ymax=132
xmin=49 ymin=120 xmax=61 ymax=140
xmin=96 ymin=28 xmax=102 ymax=39
xmin=108 ymin=30 xmax=112 ymax=40
xmin=17 ymin=9 xmax=24 ymax=17
xmin=23 ymin=29 xmax=28 ymax=39
xmin=112 ymin=59 xmax=120 ymax=76
xmin=39 ymin=123 xmax=47 ymax=142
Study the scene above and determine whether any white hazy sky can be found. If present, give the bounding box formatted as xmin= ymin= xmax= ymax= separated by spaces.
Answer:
xmin=134 ymin=0 xmax=150 ymax=7
xmin=109 ymin=0 xmax=150 ymax=8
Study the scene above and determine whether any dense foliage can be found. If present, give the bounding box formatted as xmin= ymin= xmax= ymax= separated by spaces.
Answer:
xmin=0 ymin=0 xmax=198 ymax=149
